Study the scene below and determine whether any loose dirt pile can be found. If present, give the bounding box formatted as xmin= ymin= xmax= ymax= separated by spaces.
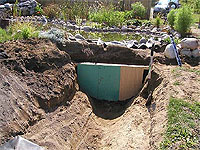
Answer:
xmin=0 ymin=38 xmax=199 ymax=150
xmin=0 ymin=39 xmax=76 ymax=144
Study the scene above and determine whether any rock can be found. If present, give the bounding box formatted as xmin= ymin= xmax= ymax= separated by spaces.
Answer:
xmin=162 ymin=34 xmax=170 ymax=41
xmin=139 ymin=37 xmax=147 ymax=44
xmin=146 ymin=42 xmax=153 ymax=49
xmin=4 ymin=3 xmax=12 ymax=9
xmin=138 ymin=43 xmax=148 ymax=49
xmin=66 ymin=24 xmax=76 ymax=30
xmin=102 ymin=28 xmax=108 ymax=32
xmin=82 ymin=26 xmax=91 ymax=32
xmin=164 ymin=44 xmax=176 ymax=59
xmin=109 ymin=28 xmax=115 ymax=32
xmin=91 ymin=28 xmax=96 ymax=32
xmin=75 ymin=34 xmax=85 ymax=40
xmin=151 ymin=28 xmax=157 ymax=33
xmin=105 ymin=41 xmax=125 ymax=47
xmin=0 ymin=51 xmax=8 ymax=59
xmin=96 ymin=38 xmax=104 ymax=45
xmin=121 ymin=26 xmax=128 ymax=32
xmin=180 ymin=48 xmax=192 ymax=57
xmin=127 ymin=28 xmax=133 ymax=32
xmin=114 ymin=27 xmax=120 ymax=32
xmin=191 ymin=49 xmax=200 ymax=58
xmin=135 ymin=27 xmax=140 ymax=32
xmin=126 ymin=40 xmax=138 ymax=49
xmin=0 ymin=4 xmax=5 ymax=9
xmin=96 ymin=28 xmax=102 ymax=32
xmin=180 ymin=38 xmax=199 ymax=50
xmin=146 ymin=29 xmax=151 ymax=35
xmin=18 ymin=0 xmax=37 ymax=16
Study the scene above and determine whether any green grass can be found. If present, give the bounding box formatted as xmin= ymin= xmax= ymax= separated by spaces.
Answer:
xmin=160 ymin=97 xmax=200 ymax=149
xmin=0 ymin=22 xmax=39 ymax=43
xmin=173 ymin=81 xmax=181 ymax=86
xmin=172 ymin=67 xmax=200 ymax=76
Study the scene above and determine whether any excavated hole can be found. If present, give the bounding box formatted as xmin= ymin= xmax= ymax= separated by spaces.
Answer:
xmin=76 ymin=64 xmax=163 ymax=119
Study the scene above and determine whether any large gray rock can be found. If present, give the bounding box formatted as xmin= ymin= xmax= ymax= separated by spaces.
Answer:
xmin=82 ymin=26 xmax=91 ymax=32
xmin=138 ymin=43 xmax=148 ymax=49
xmin=180 ymin=38 xmax=199 ymax=50
xmin=139 ymin=37 xmax=147 ymax=44
xmin=4 ymin=3 xmax=12 ymax=9
xmin=164 ymin=44 xmax=176 ymax=59
xmin=75 ymin=34 xmax=85 ymax=40
xmin=0 ymin=4 xmax=5 ymax=9
xmin=180 ymin=48 xmax=192 ymax=57
xmin=192 ymin=49 xmax=200 ymax=58
xmin=126 ymin=40 xmax=138 ymax=49
xmin=121 ymin=26 xmax=128 ymax=32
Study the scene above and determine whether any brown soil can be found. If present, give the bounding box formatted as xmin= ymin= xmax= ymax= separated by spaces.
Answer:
xmin=0 ymin=38 xmax=199 ymax=150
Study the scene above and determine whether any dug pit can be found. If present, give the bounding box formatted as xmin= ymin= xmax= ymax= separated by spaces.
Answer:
xmin=1 ymin=38 xmax=198 ymax=150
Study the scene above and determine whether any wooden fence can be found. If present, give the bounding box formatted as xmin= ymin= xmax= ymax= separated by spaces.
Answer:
xmin=37 ymin=0 xmax=152 ymax=19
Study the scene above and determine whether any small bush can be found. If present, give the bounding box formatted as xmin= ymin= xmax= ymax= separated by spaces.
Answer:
xmin=8 ymin=22 xmax=39 ymax=40
xmin=167 ymin=9 xmax=177 ymax=28
xmin=43 ymin=4 xmax=60 ymax=19
xmin=131 ymin=2 xmax=146 ymax=19
xmin=0 ymin=28 xmax=11 ymax=43
xmin=0 ymin=22 xmax=39 ymax=43
xmin=174 ymin=6 xmax=193 ymax=37
xmin=59 ymin=0 xmax=89 ymax=21
xmin=89 ymin=7 xmax=125 ymax=27
xmin=153 ymin=15 xmax=163 ymax=28
xmin=34 ymin=4 xmax=43 ymax=16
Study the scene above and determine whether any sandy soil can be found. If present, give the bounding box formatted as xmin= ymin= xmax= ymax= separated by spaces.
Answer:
xmin=0 ymin=38 xmax=199 ymax=150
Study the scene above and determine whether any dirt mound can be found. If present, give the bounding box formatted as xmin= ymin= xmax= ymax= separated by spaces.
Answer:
xmin=57 ymin=40 xmax=199 ymax=66
xmin=0 ymin=39 xmax=76 ymax=144
xmin=0 ymin=38 xmax=76 ymax=110
xmin=57 ymin=41 xmax=165 ymax=65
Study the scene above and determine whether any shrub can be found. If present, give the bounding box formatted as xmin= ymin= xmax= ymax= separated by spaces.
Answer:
xmin=153 ymin=15 xmax=163 ymax=28
xmin=34 ymin=3 xmax=44 ymax=16
xmin=89 ymin=7 xmax=125 ymax=27
xmin=43 ymin=4 xmax=60 ymax=19
xmin=131 ymin=2 xmax=146 ymax=19
xmin=0 ymin=22 xmax=39 ymax=43
xmin=174 ymin=6 xmax=194 ymax=37
xmin=124 ymin=10 xmax=133 ymax=20
xmin=180 ymin=0 xmax=200 ymax=14
xmin=167 ymin=9 xmax=177 ymax=28
xmin=59 ymin=0 xmax=89 ymax=21
xmin=8 ymin=22 xmax=39 ymax=40
xmin=0 ymin=28 xmax=11 ymax=43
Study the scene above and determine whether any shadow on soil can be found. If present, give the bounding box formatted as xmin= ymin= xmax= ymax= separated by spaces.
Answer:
xmin=88 ymin=70 xmax=163 ymax=120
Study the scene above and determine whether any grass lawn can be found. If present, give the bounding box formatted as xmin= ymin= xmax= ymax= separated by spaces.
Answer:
xmin=160 ymin=97 xmax=200 ymax=149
